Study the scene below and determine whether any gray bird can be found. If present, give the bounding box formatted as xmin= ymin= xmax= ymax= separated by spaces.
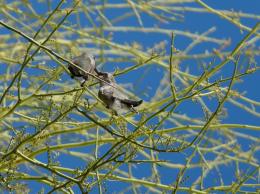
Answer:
xmin=68 ymin=52 xmax=104 ymax=86
xmin=98 ymin=72 xmax=143 ymax=115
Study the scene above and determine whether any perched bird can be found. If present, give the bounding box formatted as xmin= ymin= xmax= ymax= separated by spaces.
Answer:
xmin=68 ymin=52 xmax=104 ymax=86
xmin=98 ymin=72 xmax=143 ymax=115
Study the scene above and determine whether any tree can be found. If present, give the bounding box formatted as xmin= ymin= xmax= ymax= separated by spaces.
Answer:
xmin=0 ymin=0 xmax=259 ymax=193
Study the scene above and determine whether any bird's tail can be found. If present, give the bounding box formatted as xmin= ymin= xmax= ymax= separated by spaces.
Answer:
xmin=121 ymin=99 xmax=143 ymax=107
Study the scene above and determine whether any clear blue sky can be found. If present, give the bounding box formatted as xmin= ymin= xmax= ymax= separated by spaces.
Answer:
xmin=1 ymin=0 xmax=259 ymax=193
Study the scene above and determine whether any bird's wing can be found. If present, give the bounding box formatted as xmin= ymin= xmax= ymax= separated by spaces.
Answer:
xmin=74 ymin=55 xmax=93 ymax=70
xmin=83 ymin=56 xmax=94 ymax=71
xmin=113 ymin=88 xmax=128 ymax=100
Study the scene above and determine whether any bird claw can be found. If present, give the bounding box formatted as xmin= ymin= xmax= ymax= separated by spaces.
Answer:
xmin=80 ymin=80 xmax=86 ymax=87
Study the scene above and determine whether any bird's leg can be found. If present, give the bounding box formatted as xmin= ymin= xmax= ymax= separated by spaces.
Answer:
xmin=80 ymin=74 xmax=89 ymax=86
xmin=108 ymin=112 xmax=117 ymax=123
xmin=80 ymin=79 xmax=86 ymax=87
xmin=130 ymin=106 xmax=139 ymax=114
xmin=84 ymin=99 xmax=90 ymax=109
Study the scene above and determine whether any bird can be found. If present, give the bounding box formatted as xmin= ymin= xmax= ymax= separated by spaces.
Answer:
xmin=98 ymin=72 xmax=143 ymax=115
xmin=68 ymin=52 xmax=104 ymax=86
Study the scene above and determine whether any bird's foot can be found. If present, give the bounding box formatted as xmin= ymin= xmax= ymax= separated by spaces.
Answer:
xmin=80 ymin=80 xmax=86 ymax=87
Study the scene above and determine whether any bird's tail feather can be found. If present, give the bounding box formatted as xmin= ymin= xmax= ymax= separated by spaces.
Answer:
xmin=121 ymin=99 xmax=143 ymax=107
